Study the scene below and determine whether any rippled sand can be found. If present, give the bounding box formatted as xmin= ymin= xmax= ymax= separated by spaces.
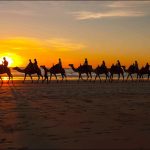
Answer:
xmin=0 ymin=80 xmax=150 ymax=149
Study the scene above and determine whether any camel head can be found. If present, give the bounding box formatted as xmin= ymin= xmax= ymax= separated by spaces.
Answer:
xmin=40 ymin=65 xmax=45 ymax=69
xmin=122 ymin=66 xmax=126 ymax=70
xmin=69 ymin=64 xmax=74 ymax=67
xmin=13 ymin=67 xmax=19 ymax=70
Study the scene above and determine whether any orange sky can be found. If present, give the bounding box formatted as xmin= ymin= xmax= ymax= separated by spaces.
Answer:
xmin=0 ymin=1 xmax=149 ymax=68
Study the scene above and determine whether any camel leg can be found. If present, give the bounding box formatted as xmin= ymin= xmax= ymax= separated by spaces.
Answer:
xmin=126 ymin=74 xmax=129 ymax=81
xmin=99 ymin=74 xmax=101 ymax=82
xmin=64 ymin=74 xmax=67 ymax=82
xmin=54 ymin=74 xmax=58 ymax=82
xmin=122 ymin=73 xmax=124 ymax=82
xmin=43 ymin=76 xmax=48 ymax=84
xmin=23 ymin=74 xmax=27 ymax=83
xmin=137 ymin=74 xmax=139 ymax=82
xmin=11 ymin=74 xmax=13 ymax=84
xmin=37 ymin=75 xmax=40 ymax=83
xmin=95 ymin=74 xmax=97 ymax=81
xmin=0 ymin=76 xmax=3 ymax=84
xmin=105 ymin=73 xmax=108 ymax=82
xmin=118 ymin=73 xmax=120 ymax=81
xmin=49 ymin=73 xmax=52 ymax=82
xmin=90 ymin=73 xmax=92 ymax=81
xmin=78 ymin=73 xmax=81 ymax=81
xmin=111 ymin=74 xmax=114 ymax=82
xmin=41 ymin=74 xmax=43 ymax=83
xmin=86 ymin=73 xmax=89 ymax=81
xmin=130 ymin=74 xmax=133 ymax=81
xmin=29 ymin=74 xmax=33 ymax=83
xmin=61 ymin=74 xmax=64 ymax=81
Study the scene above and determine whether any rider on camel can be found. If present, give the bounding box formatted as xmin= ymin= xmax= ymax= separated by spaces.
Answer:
xmin=33 ymin=59 xmax=39 ymax=71
xmin=134 ymin=60 xmax=139 ymax=72
xmin=145 ymin=62 xmax=149 ymax=69
xmin=116 ymin=60 xmax=121 ymax=68
xmin=26 ymin=59 xmax=33 ymax=71
xmin=2 ymin=57 xmax=8 ymax=68
xmin=83 ymin=58 xmax=88 ymax=66
xmin=58 ymin=58 xmax=62 ymax=69
xmin=101 ymin=60 xmax=106 ymax=69
xmin=116 ymin=60 xmax=121 ymax=71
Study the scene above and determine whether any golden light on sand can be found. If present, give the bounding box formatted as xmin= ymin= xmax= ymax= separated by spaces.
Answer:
xmin=0 ymin=53 xmax=23 ymax=67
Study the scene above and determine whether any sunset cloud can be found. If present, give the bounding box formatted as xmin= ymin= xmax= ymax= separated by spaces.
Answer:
xmin=107 ymin=1 xmax=150 ymax=8
xmin=0 ymin=37 xmax=86 ymax=52
xmin=46 ymin=38 xmax=86 ymax=51
xmin=71 ymin=10 xmax=145 ymax=20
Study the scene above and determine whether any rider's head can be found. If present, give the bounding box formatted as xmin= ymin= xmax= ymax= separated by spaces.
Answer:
xmin=59 ymin=58 xmax=61 ymax=62
xmin=29 ymin=59 xmax=31 ymax=62
xmin=3 ymin=57 xmax=6 ymax=60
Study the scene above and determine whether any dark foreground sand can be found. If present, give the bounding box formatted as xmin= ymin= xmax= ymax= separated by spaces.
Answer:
xmin=0 ymin=80 xmax=150 ymax=150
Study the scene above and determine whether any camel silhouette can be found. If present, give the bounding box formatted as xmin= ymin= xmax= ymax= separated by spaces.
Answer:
xmin=93 ymin=65 xmax=109 ymax=82
xmin=122 ymin=65 xmax=140 ymax=81
xmin=0 ymin=65 xmax=13 ymax=83
xmin=139 ymin=65 xmax=150 ymax=80
xmin=40 ymin=64 xmax=67 ymax=82
xmin=13 ymin=66 xmax=43 ymax=83
xmin=109 ymin=65 xmax=124 ymax=81
xmin=69 ymin=64 xmax=92 ymax=81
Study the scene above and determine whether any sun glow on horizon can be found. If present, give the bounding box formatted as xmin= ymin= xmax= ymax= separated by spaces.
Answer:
xmin=0 ymin=53 xmax=23 ymax=67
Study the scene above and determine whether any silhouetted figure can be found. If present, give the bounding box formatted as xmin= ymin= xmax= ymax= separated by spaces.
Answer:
xmin=26 ymin=59 xmax=33 ymax=71
xmin=40 ymin=65 xmax=49 ymax=83
xmin=145 ymin=62 xmax=149 ymax=69
xmin=0 ymin=57 xmax=13 ymax=83
xmin=101 ymin=60 xmax=106 ymax=69
xmin=58 ymin=58 xmax=62 ymax=68
xmin=134 ymin=61 xmax=139 ymax=72
xmin=2 ymin=57 xmax=8 ymax=68
xmin=83 ymin=58 xmax=88 ymax=66
xmin=116 ymin=60 xmax=121 ymax=68
xmin=34 ymin=59 xmax=39 ymax=71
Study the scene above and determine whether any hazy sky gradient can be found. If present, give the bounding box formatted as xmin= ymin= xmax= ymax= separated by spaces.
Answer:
xmin=0 ymin=1 xmax=149 ymax=67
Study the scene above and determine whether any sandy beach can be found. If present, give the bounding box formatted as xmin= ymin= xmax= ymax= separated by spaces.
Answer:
xmin=0 ymin=80 xmax=150 ymax=150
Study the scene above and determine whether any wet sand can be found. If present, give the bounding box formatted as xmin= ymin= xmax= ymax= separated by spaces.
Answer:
xmin=0 ymin=80 xmax=150 ymax=150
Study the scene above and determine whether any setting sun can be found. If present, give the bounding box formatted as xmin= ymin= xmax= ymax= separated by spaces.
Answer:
xmin=0 ymin=53 xmax=23 ymax=67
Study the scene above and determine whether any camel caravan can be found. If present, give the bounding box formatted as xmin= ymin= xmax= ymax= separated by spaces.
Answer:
xmin=0 ymin=57 xmax=149 ymax=83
